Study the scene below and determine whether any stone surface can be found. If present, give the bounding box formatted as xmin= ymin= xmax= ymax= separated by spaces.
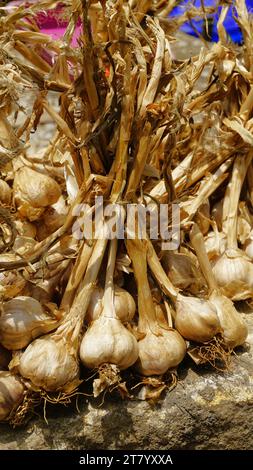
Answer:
xmin=0 ymin=312 xmax=252 ymax=450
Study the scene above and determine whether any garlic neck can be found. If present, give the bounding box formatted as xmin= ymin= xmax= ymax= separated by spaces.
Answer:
xmin=223 ymin=153 xmax=253 ymax=249
xmin=102 ymin=239 xmax=118 ymax=319
xmin=190 ymin=223 xmax=217 ymax=292
xmin=126 ymin=239 xmax=158 ymax=333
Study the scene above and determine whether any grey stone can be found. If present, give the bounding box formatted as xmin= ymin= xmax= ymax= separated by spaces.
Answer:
xmin=0 ymin=311 xmax=252 ymax=450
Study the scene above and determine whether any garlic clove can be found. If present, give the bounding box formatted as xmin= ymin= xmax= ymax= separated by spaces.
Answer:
xmin=14 ymin=167 xmax=61 ymax=209
xmin=136 ymin=329 xmax=186 ymax=376
xmin=0 ymin=372 xmax=25 ymax=422
xmin=0 ymin=179 xmax=12 ymax=205
xmin=87 ymin=285 xmax=136 ymax=323
xmin=80 ymin=317 xmax=139 ymax=370
xmin=0 ymin=296 xmax=60 ymax=350
xmin=175 ymin=294 xmax=221 ymax=343
xmin=17 ymin=335 xmax=79 ymax=392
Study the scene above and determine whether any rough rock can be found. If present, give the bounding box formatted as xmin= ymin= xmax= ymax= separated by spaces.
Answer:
xmin=0 ymin=311 xmax=252 ymax=450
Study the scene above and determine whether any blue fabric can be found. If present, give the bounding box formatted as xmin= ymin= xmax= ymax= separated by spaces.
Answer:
xmin=169 ymin=0 xmax=253 ymax=43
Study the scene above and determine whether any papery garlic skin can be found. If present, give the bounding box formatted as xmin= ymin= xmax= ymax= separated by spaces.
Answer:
xmin=209 ymin=291 xmax=248 ymax=348
xmin=13 ymin=236 xmax=36 ymax=256
xmin=14 ymin=167 xmax=61 ymax=209
xmin=18 ymin=335 xmax=79 ymax=392
xmin=80 ymin=317 xmax=139 ymax=370
xmin=0 ymin=179 xmax=12 ymax=205
xmin=212 ymin=249 xmax=253 ymax=300
xmin=136 ymin=329 xmax=186 ymax=376
xmin=204 ymin=231 xmax=226 ymax=260
xmin=175 ymin=295 xmax=221 ymax=343
xmin=211 ymin=200 xmax=223 ymax=231
xmin=87 ymin=286 xmax=136 ymax=323
xmin=0 ymin=296 xmax=60 ymax=350
xmin=0 ymin=372 xmax=25 ymax=421
xmin=162 ymin=252 xmax=205 ymax=294
xmin=243 ymin=231 xmax=253 ymax=260
xmin=15 ymin=219 xmax=37 ymax=239
xmin=194 ymin=199 xmax=210 ymax=235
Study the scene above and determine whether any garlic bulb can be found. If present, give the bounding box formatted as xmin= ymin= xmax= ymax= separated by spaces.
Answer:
xmin=136 ymin=328 xmax=186 ymax=376
xmin=0 ymin=296 xmax=60 ymax=350
xmin=0 ymin=372 xmax=25 ymax=421
xmin=212 ymin=154 xmax=253 ymax=300
xmin=146 ymin=241 xmax=220 ymax=345
xmin=17 ymin=334 xmax=79 ymax=392
xmin=127 ymin=239 xmax=186 ymax=376
xmin=17 ymin=238 xmax=108 ymax=393
xmin=14 ymin=167 xmax=61 ymax=210
xmin=0 ymin=179 xmax=12 ymax=205
xmin=175 ymin=295 xmax=221 ymax=343
xmin=80 ymin=316 xmax=138 ymax=369
xmin=162 ymin=251 xmax=205 ymax=294
xmin=80 ymin=240 xmax=139 ymax=370
xmin=212 ymin=249 xmax=253 ymax=300
xmin=190 ymin=224 xmax=248 ymax=349
xmin=87 ymin=285 xmax=136 ymax=323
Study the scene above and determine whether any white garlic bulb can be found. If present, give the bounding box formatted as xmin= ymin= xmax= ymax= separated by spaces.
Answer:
xmin=209 ymin=291 xmax=248 ymax=348
xmin=14 ymin=167 xmax=61 ymax=211
xmin=136 ymin=329 xmax=186 ymax=376
xmin=80 ymin=240 xmax=139 ymax=371
xmin=190 ymin=223 xmax=248 ymax=349
xmin=0 ymin=179 xmax=12 ymax=205
xmin=175 ymin=295 xmax=221 ymax=343
xmin=80 ymin=316 xmax=139 ymax=370
xmin=17 ymin=335 xmax=79 ymax=392
xmin=162 ymin=251 xmax=205 ymax=294
xmin=0 ymin=296 xmax=60 ymax=350
xmin=0 ymin=372 xmax=25 ymax=421
xmin=212 ymin=249 xmax=253 ymax=300
xmin=127 ymin=239 xmax=186 ymax=376
xmin=87 ymin=285 xmax=136 ymax=323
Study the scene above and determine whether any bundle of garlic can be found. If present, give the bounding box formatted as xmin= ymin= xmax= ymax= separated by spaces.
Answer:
xmin=0 ymin=0 xmax=252 ymax=424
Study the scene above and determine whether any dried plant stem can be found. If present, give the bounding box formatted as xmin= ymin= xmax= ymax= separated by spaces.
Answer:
xmin=223 ymin=151 xmax=253 ymax=249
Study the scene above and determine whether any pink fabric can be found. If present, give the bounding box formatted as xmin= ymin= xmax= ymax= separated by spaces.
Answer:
xmin=8 ymin=1 xmax=82 ymax=45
